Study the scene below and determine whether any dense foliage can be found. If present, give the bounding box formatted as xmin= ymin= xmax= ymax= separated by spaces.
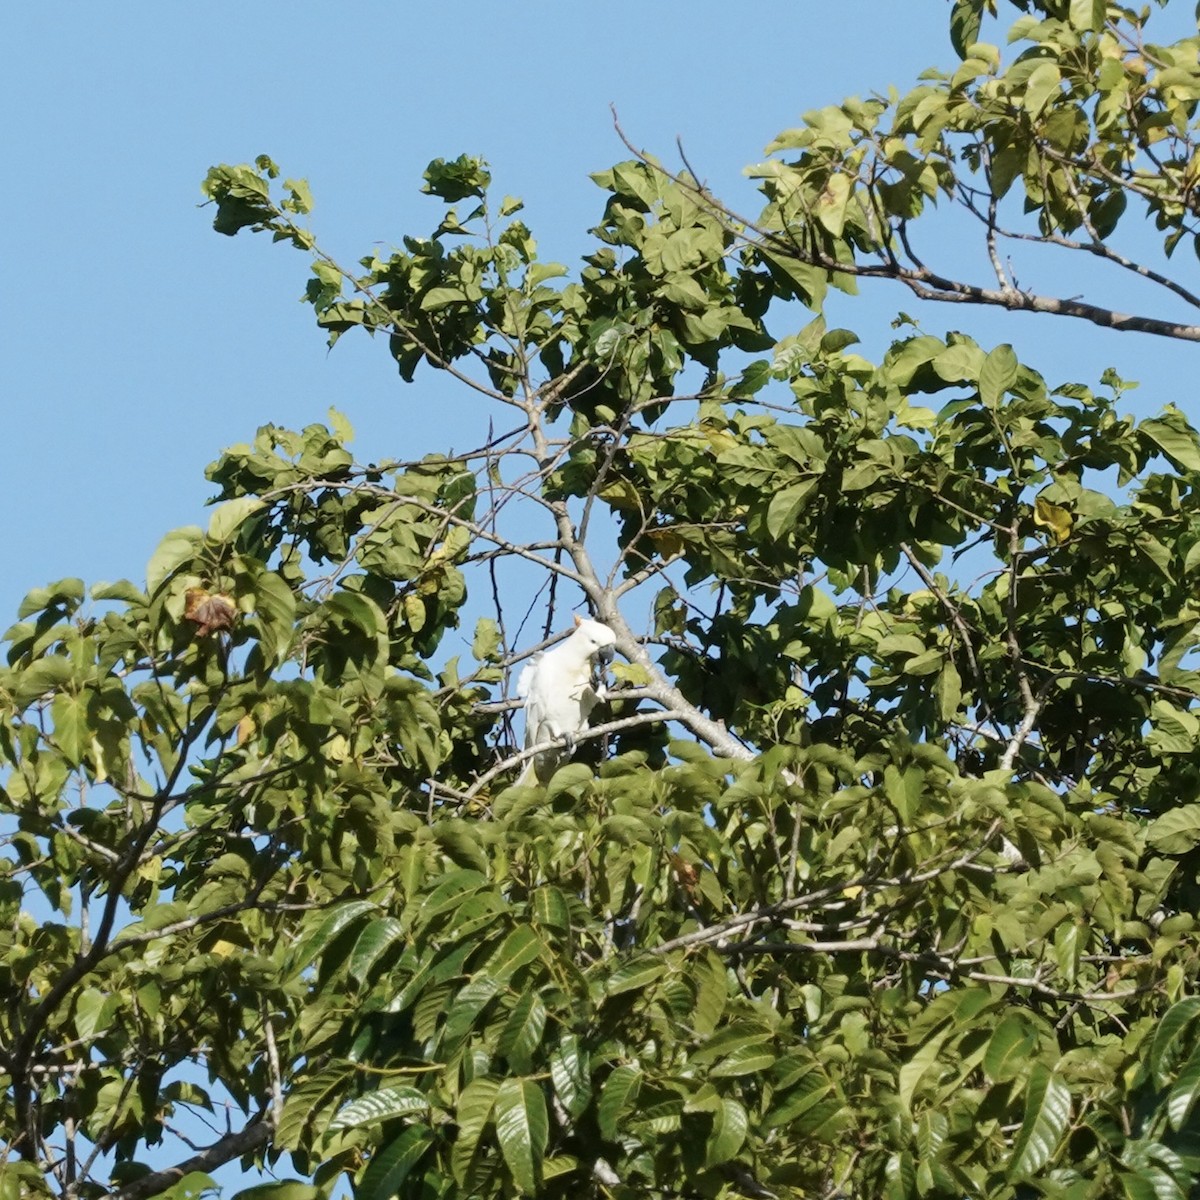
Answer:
xmin=5 ymin=1 xmax=1200 ymax=1197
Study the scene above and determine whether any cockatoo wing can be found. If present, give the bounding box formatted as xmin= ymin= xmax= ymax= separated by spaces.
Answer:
xmin=516 ymin=653 xmax=541 ymax=700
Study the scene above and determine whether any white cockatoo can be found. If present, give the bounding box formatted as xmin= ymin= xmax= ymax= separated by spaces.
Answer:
xmin=516 ymin=616 xmax=618 ymax=784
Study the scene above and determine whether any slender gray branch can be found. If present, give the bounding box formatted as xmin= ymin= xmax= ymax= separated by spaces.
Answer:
xmin=107 ymin=1119 xmax=272 ymax=1200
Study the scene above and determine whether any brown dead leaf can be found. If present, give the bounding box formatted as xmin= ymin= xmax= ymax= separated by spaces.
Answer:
xmin=671 ymin=853 xmax=699 ymax=899
xmin=185 ymin=588 xmax=237 ymax=636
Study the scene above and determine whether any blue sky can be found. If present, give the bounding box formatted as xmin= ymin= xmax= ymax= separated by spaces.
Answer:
xmin=4 ymin=3 xmax=1198 ymax=1193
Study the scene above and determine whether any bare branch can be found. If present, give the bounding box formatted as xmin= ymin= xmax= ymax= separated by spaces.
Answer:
xmin=462 ymin=703 xmax=678 ymax=799
xmin=107 ymin=1119 xmax=272 ymax=1200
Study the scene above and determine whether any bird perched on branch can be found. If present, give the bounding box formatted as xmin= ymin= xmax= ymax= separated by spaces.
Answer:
xmin=517 ymin=616 xmax=617 ymax=784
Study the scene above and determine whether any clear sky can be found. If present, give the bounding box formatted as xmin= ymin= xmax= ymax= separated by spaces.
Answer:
xmin=4 ymin=3 xmax=1197 ymax=1192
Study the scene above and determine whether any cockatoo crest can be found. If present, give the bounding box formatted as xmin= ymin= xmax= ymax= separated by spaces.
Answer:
xmin=517 ymin=617 xmax=617 ymax=784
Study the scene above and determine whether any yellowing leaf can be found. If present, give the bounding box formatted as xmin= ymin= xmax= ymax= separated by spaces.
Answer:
xmin=647 ymin=528 xmax=685 ymax=557
xmin=138 ymin=855 xmax=163 ymax=884
xmin=699 ymin=421 xmax=738 ymax=453
xmin=598 ymin=478 xmax=643 ymax=511
xmin=90 ymin=736 xmax=108 ymax=784
xmin=1033 ymin=496 xmax=1074 ymax=544
xmin=610 ymin=662 xmax=650 ymax=687
xmin=403 ymin=592 xmax=427 ymax=633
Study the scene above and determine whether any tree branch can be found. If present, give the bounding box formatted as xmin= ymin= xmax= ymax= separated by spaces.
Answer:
xmin=610 ymin=111 xmax=1200 ymax=343
xmin=107 ymin=1119 xmax=272 ymax=1200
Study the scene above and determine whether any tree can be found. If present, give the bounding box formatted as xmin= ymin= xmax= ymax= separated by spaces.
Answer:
xmin=5 ymin=1 xmax=1200 ymax=1196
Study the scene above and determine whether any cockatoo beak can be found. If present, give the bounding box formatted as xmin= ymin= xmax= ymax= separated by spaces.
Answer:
xmin=597 ymin=645 xmax=615 ymax=666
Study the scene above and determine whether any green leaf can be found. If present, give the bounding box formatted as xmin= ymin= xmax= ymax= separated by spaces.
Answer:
xmin=1068 ymin=0 xmax=1104 ymax=31
xmin=935 ymin=660 xmax=962 ymax=722
xmin=598 ymin=1065 xmax=641 ymax=1140
xmin=442 ymin=975 xmax=503 ymax=1048
xmin=73 ymin=987 xmax=113 ymax=1041
xmin=421 ymin=286 xmax=470 ymax=311
xmin=163 ymin=1174 xmax=219 ymax=1200
xmin=767 ymin=480 xmax=819 ymax=540
xmin=692 ymin=949 xmax=729 ymax=1037
xmin=12 ymin=580 xmax=73 ymax=620
xmin=550 ymin=1034 xmax=591 ymax=1119
xmin=324 ymin=590 xmax=382 ymax=639
xmin=230 ymin=1185 xmax=319 ymax=1200
xmin=451 ymin=1077 xmax=500 ymax=1185
xmin=1008 ymin=1064 xmax=1070 ymax=1177
xmin=51 ymin=692 xmax=90 ymax=766
xmin=979 ymin=344 xmax=1019 ymax=407
xmin=899 ymin=1025 xmax=952 ymax=1112
xmin=423 ymin=154 xmax=491 ymax=201
xmin=288 ymin=900 xmax=377 ymax=975
xmin=485 ymin=925 xmax=545 ymax=982
xmin=330 ymin=1086 xmax=430 ymax=1131
xmin=356 ymin=1125 xmax=433 ymax=1200
xmin=472 ymin=617 xmax=501 ymax=661
xmin=705 ymin=1097 xmax=749 ymax=1167
xmin=494 ymin=1078 xmax=548 ymax=1194
xmin=884 ymin=1151 xmax=916 ymax=1200
xmin=1147 ymin=806 xmax=1200 ymax=855
xmin=1141 ymin=416 xmax=1200 ymax=473
xmin=815 ymin=172 xmax=852 ymax=237
xmin=949 ymin=0 xmax=985 ymax=57
xmin=1168 ymin=1042 xmax=1200 ymax=1131
xmin=146 ymin=526 xmax=203 ymax=594
xmin=497 ymin=991 xmax=547 ymax=1071
xmin=347 ymin=917 xmax=406 ymax=986
xmin=275 ymin=1064 xmax=355 ymax=1151
xmin=12 ymin=656 xmax=75 ymax=708
xmin=207 ymin=496 xmax=264 ymax=542
xmin=984 ymin=1014 xmax=1039 ymax=1083
xmin=710 ymin=1042 xmax=777 ymax=1078
xmin=1023 ymin=62 xmax=1061 ymax=117
xmin=1152 ymin=998 xmax=1200 ymax=1088
xmin=251 ymin=571 xmax=296 ymax=666
xmin=91 ymin=579 xmax=147 ymax=604
xmin=932 ymin=341 xmax=983 ymax=383
xmin=604 ymin=956 xmax=665 ymax=997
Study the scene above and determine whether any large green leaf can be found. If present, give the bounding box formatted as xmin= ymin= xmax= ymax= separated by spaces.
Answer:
xmin=598 ymin=1066 xmax=641 ymax=1140
xmin=549 ymin=1034 xmax=591 ymax=1119
xmin=1147 ymin=807 xmax=1200 ymax=856
xmin=1008 ymin=1064 xmax=1071 ymax=1177
xmin=329 ymin=1086 xmax=430 ymax=1131
xmin=978 ymin=344 xmax=1018 ymax=408
xmin=1167 ymin=1042 xmax=1200 ymax=1132
xmin=1141 ymin=416 xmax=1200 ymax=473
xmin=451 ymin=1078 xmax=500 ymax=1186
xmin=347 ymin=917 xmax=406 ymax=986
xmin=494 ymin=1078 xmax=548 ymax=1194
xmin=288 ymin=900 xmax=377 ymax=975
xmin=230 ymin=1185 xmax=319 ymax=1200
xmin=705 ymin=1097 xmax=749 ymax=1167
xmin=984 ymin=1015 xmax=1039 ymax=1084
xmin=356 ymin=1126 xmax=433 ymax=1200
xmin=1152 ymin=999 xmax=1200 ymax=1089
